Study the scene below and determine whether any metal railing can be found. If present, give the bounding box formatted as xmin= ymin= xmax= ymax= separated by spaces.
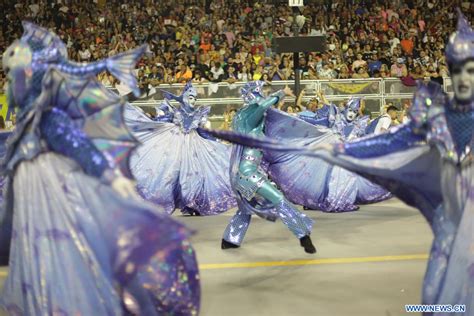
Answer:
xmin=110 ymin=77 xmax=449 ymax=124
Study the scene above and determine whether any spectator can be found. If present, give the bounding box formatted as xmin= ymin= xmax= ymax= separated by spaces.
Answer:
xmin=390 ymin=58 xmax=408 ymax=78
xmin=269 ymin=64 xmax=286 ymax=81
xmin=352 ymin=66 xmax=370 ymax=79
xmin=368 ymin=53 xmax=382 ymax=76
xmin=374 ymin=105 xmax=399 ymax=134
xmin=338 ymin=65 xmax=351 ymax=79
xmin=148 ymin=65 xmax=164 ymax=87
xmin=409 ymin=65 xmax=425 ymax=80
xmin=0 ymin=0 xmax=467 ymax=86
xmin=238 ymin=65 xmax=251 ymax=82
xmin=252 ymin=65 xmax=264 ymax=81
xmin=224 ymin=65 xmax=239 ymax=83
xmin=379 ymin=64 xmax=391 ymax=78
xmin=352 ymin=53 xmax=367 ymax=71
xmin=78 ymin=43 xmax=91 ymax=62
xmin=210 ymin=61 xmax=225 ymax=82
xmin=400 ymin=34 xmax=414 ymax=55
xmin=175 ymin=64 xmax=193 ymax=83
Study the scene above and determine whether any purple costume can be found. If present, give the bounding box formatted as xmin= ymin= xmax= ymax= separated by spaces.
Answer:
xmin=0 ymin=22 xmax=200 ymax=315
xmin=205 ymin=10 xmax=473 ymax=314
xmin=264 ymin=98 xmax=390 ymax=212
xmin=124 ymin=82 xmax=236 ymax=215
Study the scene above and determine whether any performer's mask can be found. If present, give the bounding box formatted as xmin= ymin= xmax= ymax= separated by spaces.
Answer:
xmin=241 ymin=81 xmax=265 ymax=104
xmin=183 ymin=84 xmax=198 ymax=108
xmin=451 ymin=60 xmax=474 ymax=104
xmin=3 ymin=40 xmax=33 ymax=109
xmin=344 ymin=98 xmax=361 ymax=122
xmin=445 ymin=10 xmax=474 ymax=104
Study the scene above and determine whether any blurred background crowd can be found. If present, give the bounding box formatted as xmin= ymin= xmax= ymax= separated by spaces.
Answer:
xmin=0 ymin=0 xmax=472 ymax=130
xmin=1 ymin=0 xmax=473 ymax=93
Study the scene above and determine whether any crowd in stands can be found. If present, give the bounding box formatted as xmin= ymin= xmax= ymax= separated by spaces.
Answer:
xmin=1 ymin=0 xmax=473 ymax=94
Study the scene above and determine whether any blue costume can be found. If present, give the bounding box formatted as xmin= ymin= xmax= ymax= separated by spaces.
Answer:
xmin=206 ymin=11 xmax=473 ymax=314
xmin=317 ymin=15 xmax=474 ymax=311
xmin=221 ymin=81 xmax=316 ymax=253
xmin=124 ymin=82 xmax=236 ymax=215
xmin=298 ymin=103 xmax=333 ymax=127
xmin=264 ymin=98 xmax=390 ymax=212
xmin=0 ymin=23 xmax=200 ymax=315
xmin=0 ymin=132 xmax=11 ymax=206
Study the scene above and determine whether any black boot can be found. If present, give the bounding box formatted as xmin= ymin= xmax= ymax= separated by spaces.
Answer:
xmin=299 ymin=235 xmax=317 ymax=254
xmin=182 ymin=207 xmax=200 ymax=216
xmin=221 ymin=239 xmax=240 ymax=249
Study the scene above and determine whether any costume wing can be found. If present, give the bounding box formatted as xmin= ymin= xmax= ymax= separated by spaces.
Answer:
xmin=203 ymin=126 xmax=442 ymax=223
xmin=35 ymin=68 xmax=138 ymax=178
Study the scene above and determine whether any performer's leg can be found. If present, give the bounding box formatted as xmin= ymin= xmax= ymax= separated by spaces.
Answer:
xmin=222 ymin=208 xmax=252 ymax=249
xmin=256 ymin=181 xmax=316 ymax=253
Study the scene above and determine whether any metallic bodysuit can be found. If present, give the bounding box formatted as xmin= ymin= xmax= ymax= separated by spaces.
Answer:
xmin=223 ymin=83 xmax=313 ymax=245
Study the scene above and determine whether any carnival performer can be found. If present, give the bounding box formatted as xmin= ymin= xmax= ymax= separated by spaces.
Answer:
xmin=0 ymin=22 xmax=200 ymax=315
xmin=221 ymin=81 xmax=316 ymax=254
xmin=124 ymin=81 xmax=236 ymax=216
xmin=263 ymin=97 xmax=391 ymax=212
xmin=309 ymin=14 xmax=474 ymax=310
xmin=206 ymin=10 xmax=473 ymax=313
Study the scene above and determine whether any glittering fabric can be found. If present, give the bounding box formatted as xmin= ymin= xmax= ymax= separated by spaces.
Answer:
xmin=445 ymin=104 xmax=473 ymax=157
xmin=124 ymin=103 xmax=236 ymax=215
xmin=1 ymin=22 xmax=200 ymax=315
xmin=223 ymin=196 xmax=313 ymax=245
xmin=264 ymin=108 xmax=390 ymax=212
xmin=1 ymin=153 xmax=200 ymax=315
xmin=275 ymin=199 xmax=313 ymax=238
xmin=173 ymin=106 xmax=210 ymax=133
xmin=224 ymin=86 xmax=314 ymax=244
xmin=40 ymin=108 xmax=110 ymax=178
xmin=298 ymin=104 xmax=333 ymax=127
xmin=0 ymin=131 xmax=11 ymax=206
xmin=223 ymin=209 xmax=252 ymax=245
xmin=124 ymin=241 xmax=200 ymax=315
xmin=343 ymin=123 xmax=426 ymax=158
xmin=302 ymin=83 xmax=473 ymax=311
xmin=445 ymin=10 xmax=474 ymax=65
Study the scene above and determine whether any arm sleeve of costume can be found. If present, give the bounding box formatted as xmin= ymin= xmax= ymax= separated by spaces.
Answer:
xmin=197 ymin=128 xmax=217 ymax=140
xmin=246 ymin=90 xmax=285 ymax=127
xmin=40 ymin=107 xmax=111 ymax=178
xmin=339 ymin=123 xmax=426 ymax=158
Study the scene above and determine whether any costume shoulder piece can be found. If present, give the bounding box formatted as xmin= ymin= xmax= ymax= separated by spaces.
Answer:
xmin=409 ymin=81 xmax=446 ymax=128
xmin=35 ymin=68 xmax=138 ymax=177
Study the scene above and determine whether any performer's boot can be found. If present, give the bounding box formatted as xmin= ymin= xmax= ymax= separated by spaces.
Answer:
xmin=299 ymin=235 xmax=317 ymax=254
xmin=182 ymin=207 xmax=201 ymax=216
xmin=274 ymin=199 xmax=316 ymax=254
xmin=221 ymin=239 xmax=240 ymax=249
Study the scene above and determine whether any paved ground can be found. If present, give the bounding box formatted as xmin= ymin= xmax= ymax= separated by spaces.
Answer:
xmin=0 ymin=198 xmax=431 ymax=316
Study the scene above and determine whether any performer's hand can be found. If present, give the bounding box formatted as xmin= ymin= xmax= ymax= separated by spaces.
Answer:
xmin=283 ymin=86 xmax=295 ymax=97
xmin=112 ymin=176 xmax=139 ymax=199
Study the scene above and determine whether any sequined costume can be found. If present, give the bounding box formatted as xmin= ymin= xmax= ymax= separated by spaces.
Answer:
xmin=0 ymin=23 xmax=200 ymax=315
xmin=221 ymin=81 xmax=315 ymax=253
xmin=264 ymin=98 xmax=391 ymax=212
xmin=124 ymin=82 xmax=236 ymax=215
xmin=0 ymin=132 xmax=11 ymax=207
xmin=205 ymin=11 xmax=473 ymax=314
